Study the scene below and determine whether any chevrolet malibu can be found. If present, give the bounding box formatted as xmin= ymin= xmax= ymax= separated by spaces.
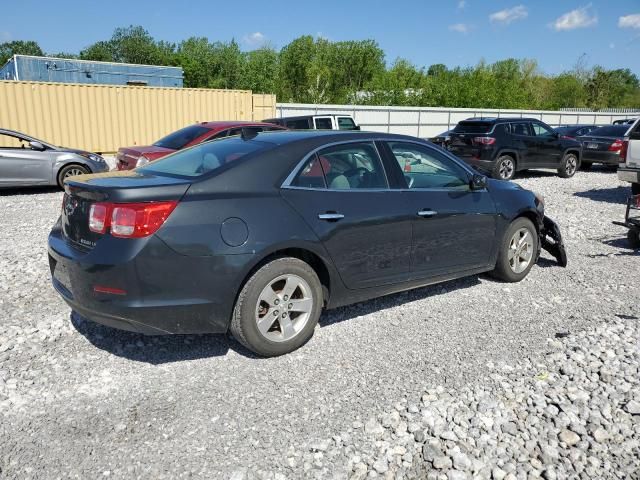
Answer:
xmin=48 ymin=130 xmax=567 ymax=356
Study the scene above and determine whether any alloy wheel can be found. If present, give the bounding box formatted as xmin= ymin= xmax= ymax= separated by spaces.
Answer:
xmin=498 ymin=158 xmax=514 ymax=180
xmin=64 ymin=167 xmax=86 ymax=178
xmin=508 ymin=227 xmax=534 ymax=274
xmin=564 ymin=156 xmax=577 ymax=177
xmin=254 ymin=274 xmax=314 ymax=342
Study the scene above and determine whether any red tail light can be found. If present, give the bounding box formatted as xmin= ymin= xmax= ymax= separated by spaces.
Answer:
xmin=619 ymin=139 xmax=629 ymax=162
xmin=609 ymin=139 xmax=624 ymax=152
xmin=88 ymin=201 xmax=178 ymax=238
xmin=473 ymin=137 xmax=496 ymax=145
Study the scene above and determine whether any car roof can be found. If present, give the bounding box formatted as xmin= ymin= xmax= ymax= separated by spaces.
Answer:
xmin=199 ymin=121 xmax=282 ymax=130
xmin=240 ymin=129 xmax=426 ymax=147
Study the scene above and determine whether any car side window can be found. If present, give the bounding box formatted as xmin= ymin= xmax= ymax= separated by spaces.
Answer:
xmin=0 ymin=133 xmax=27 ymax=150
xmin=532 ymin=123 xmax=555 ymax=137
xmin=205 ymin=130 xmax=229 ymax=142
xmin=337 ymin=117 xmax=357 ymax=130
xmin=291 ymin=155 xmax=327 ymax=189
xmin=285 ymin=119 xmax=311 ymax=129
xmin=388 ymin=142 xmax=470 ymax=190
xmin=314 ymin=142 xmax=388 ymax=190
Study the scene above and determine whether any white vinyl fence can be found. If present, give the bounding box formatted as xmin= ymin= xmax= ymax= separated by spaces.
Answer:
xmin=276 ymin=103 xmax=639 ymax=138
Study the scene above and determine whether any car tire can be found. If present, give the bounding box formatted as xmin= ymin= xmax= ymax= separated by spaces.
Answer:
xmin=57 ymin=164 xmax=89 ymax=188
xmin=628 ymin=229 xmax=640 ymax=249
xmin=632 ymin=183 xmax=640 ymax=196
xmin=558 ymin=153 xmax=578 ymax=178
xmin=490 ymin=217 xmax=539 ymax=283
xmin=230 ymin=257 xmax=323 ymax=357
xmin=580 ymin=161 xmax=592 ymax=171
xmin=492 ymin=155 xmax=516 ymax=180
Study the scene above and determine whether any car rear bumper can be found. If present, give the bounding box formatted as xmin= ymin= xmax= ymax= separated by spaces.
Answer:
xmin=618 ymin=167 xmax=640 ymax=184
xmin=582 ymin=150 xmax=621 ymax=165
xmin=48 ymin=224 xmax=250 ymax=335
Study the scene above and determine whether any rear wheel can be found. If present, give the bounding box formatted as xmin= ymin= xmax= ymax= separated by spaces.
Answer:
xmin=490 ymin=217 xmax=538 ymax=282
xmin=558 ymin=153 xmax=578 ymax=178
xmin=57 ymin=164 xmax=89 ymax=188
xmin=632 ymin=183 xmax=640 ymax=196
xmin=492 ymin=155 xmax=516 ymax=180
xmin=230 ymin=257 xmax=323 ymax=357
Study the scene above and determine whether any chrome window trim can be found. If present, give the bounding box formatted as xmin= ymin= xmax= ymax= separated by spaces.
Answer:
xmin=282 ymin=138 xmax=390 ymax=191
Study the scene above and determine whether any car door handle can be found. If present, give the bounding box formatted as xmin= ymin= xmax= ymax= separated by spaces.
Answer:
xmin=318 ymin=212 xmax=345 ymax=221
xmin=417 ymin=209 xmax=438 ymax=218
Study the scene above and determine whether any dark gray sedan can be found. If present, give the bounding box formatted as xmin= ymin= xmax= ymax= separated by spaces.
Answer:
xmin=0 ymin=129 xmax=109 ymax=188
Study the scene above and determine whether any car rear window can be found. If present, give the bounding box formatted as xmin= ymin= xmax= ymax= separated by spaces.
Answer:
xmin=153 ymin=125 xmax=211 ymax=150
xmin=588 ymin=125 xmax=629 ymax=137
xmin=140 ymin=137 xmax=273 ymax=178
xmin=453 ymin=121 xmax=493 ymax=134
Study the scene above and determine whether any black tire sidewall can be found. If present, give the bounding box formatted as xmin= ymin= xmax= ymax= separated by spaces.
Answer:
xmin=627 ymin=229 xmax=640 ymax=249
xmin=631 ymin=183 xmax=640 ymax=196
xmin=233 ymin=258 xmax=323 ymax=357
xmin=493 ymin=217 xmax=539 ymax=282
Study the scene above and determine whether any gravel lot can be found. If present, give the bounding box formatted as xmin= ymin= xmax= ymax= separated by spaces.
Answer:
xmin=0 ymin=167 xmax=638 ymax=479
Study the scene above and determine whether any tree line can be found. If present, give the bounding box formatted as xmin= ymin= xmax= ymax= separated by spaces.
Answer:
xmin=1 ymin=26 xmax=639 ymax=110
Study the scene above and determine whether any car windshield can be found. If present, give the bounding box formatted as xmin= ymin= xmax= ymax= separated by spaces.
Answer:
xmin=140 ymin=137 xmax=274 ymax=177
xmin=588 ymin=125 xmax=629 ymax=137
xmin=153 ymin=125 xmax=211 ymax=150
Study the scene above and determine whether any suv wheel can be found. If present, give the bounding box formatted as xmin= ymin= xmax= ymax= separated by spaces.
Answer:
xmin=492 ymin=155 xmax=516 ymax=180
xmin=490 ymin=217 xmax=538 ymax=282
xmin=558 ymin=153 xmax=578 ymax=178
xmin=230 ymin=257 xmax=323 ymax=357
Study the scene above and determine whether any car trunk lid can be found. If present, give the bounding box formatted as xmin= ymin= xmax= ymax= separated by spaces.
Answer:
xmin=62 ymin=170 xmax=191 ymax=249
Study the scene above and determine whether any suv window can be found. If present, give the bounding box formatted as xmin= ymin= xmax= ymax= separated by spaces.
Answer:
xmin=314 ymin=117 xmax=333 ymax=130
xmin=314 ymin=142 xmax=387 ymax=190
xmin=337 ymin=117 xmax=357 ymax=130
xmin=531 ymin=123 xmax=555 ymax=137
xmin=507 ymin=122 xmax=532 ymax=136
xmin=453 ymin=121 xmax=493 ymax=134
xmin=388 ymin=142 xmax=469 ymax=190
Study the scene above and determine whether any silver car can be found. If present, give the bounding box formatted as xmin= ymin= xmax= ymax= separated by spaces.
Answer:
xmin=0 ymin=129 xmax=109 ymax=188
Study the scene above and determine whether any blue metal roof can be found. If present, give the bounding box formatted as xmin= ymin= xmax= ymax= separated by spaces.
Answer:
xmin=0 ymin=55 xmax=183 ymax=87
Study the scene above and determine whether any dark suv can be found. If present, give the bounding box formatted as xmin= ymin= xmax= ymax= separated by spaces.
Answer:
xmin=447 ymin=118 xmax=582 ymax=180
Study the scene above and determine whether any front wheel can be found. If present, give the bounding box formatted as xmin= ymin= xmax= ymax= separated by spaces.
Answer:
xmin=57 ymin=164 xmax=89 ymax=187
xmin=558 ymin=153 xmax=578 ymax=178
xmin=490 ymin=217 xmax=539 ymax=282
xmin=230 ymin=257 xmax=323 ymax=357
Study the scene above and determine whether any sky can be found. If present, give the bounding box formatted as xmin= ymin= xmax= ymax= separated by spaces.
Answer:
xmin=2 ymin=0 xmax=640 ymax=75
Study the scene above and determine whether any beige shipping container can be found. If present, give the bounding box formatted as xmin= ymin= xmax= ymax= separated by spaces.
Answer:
xmin=0 ymin=81 xmax=276 ymax=153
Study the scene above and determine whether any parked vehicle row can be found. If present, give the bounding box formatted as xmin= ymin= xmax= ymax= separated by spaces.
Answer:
xmin=617 ymin=119 xmax=640 ymax=194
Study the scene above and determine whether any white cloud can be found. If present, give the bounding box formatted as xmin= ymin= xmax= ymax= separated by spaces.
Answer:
xmin=449 ymin=23 xmax=471 ymax=34
xmin=552 ymin=4 xmax=598 ymax=31
xmin=242 ymin=32 xmax=266 ymax=47
xmin=489 ymin=5 xmax=528 ymax=25
xmin=457 ymin=0 xmax=466 ymax=10
xmin=619 ymin=13 xmax=640 ymax=29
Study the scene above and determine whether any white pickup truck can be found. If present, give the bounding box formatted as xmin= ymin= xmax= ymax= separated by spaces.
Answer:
xmin=618 ymin=119 xmax=640 ymax=194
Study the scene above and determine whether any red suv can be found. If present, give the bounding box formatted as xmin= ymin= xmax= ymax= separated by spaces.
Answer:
xmin=116 ymin=121 xmax=285 ymax=170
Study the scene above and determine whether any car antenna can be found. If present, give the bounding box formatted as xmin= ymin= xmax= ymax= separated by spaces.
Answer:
xmin=241 ymin=128 xmax=259 ymax=141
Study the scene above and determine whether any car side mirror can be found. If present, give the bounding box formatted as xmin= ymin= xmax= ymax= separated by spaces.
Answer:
xmin=29 ymin=141 xmax=46 ymax=151
xmin=470 ymin=173 xmax=487 ymax=190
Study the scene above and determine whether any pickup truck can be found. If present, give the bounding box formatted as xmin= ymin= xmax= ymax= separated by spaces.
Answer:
xmin=263 ymin=114 xmax=360 ymax=131
xmin=617 ymin=119 xmax=640 ymax=194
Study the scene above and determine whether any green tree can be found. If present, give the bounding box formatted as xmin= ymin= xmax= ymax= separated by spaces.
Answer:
xmin=0 ymin=40 xmax=44 ymax=65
